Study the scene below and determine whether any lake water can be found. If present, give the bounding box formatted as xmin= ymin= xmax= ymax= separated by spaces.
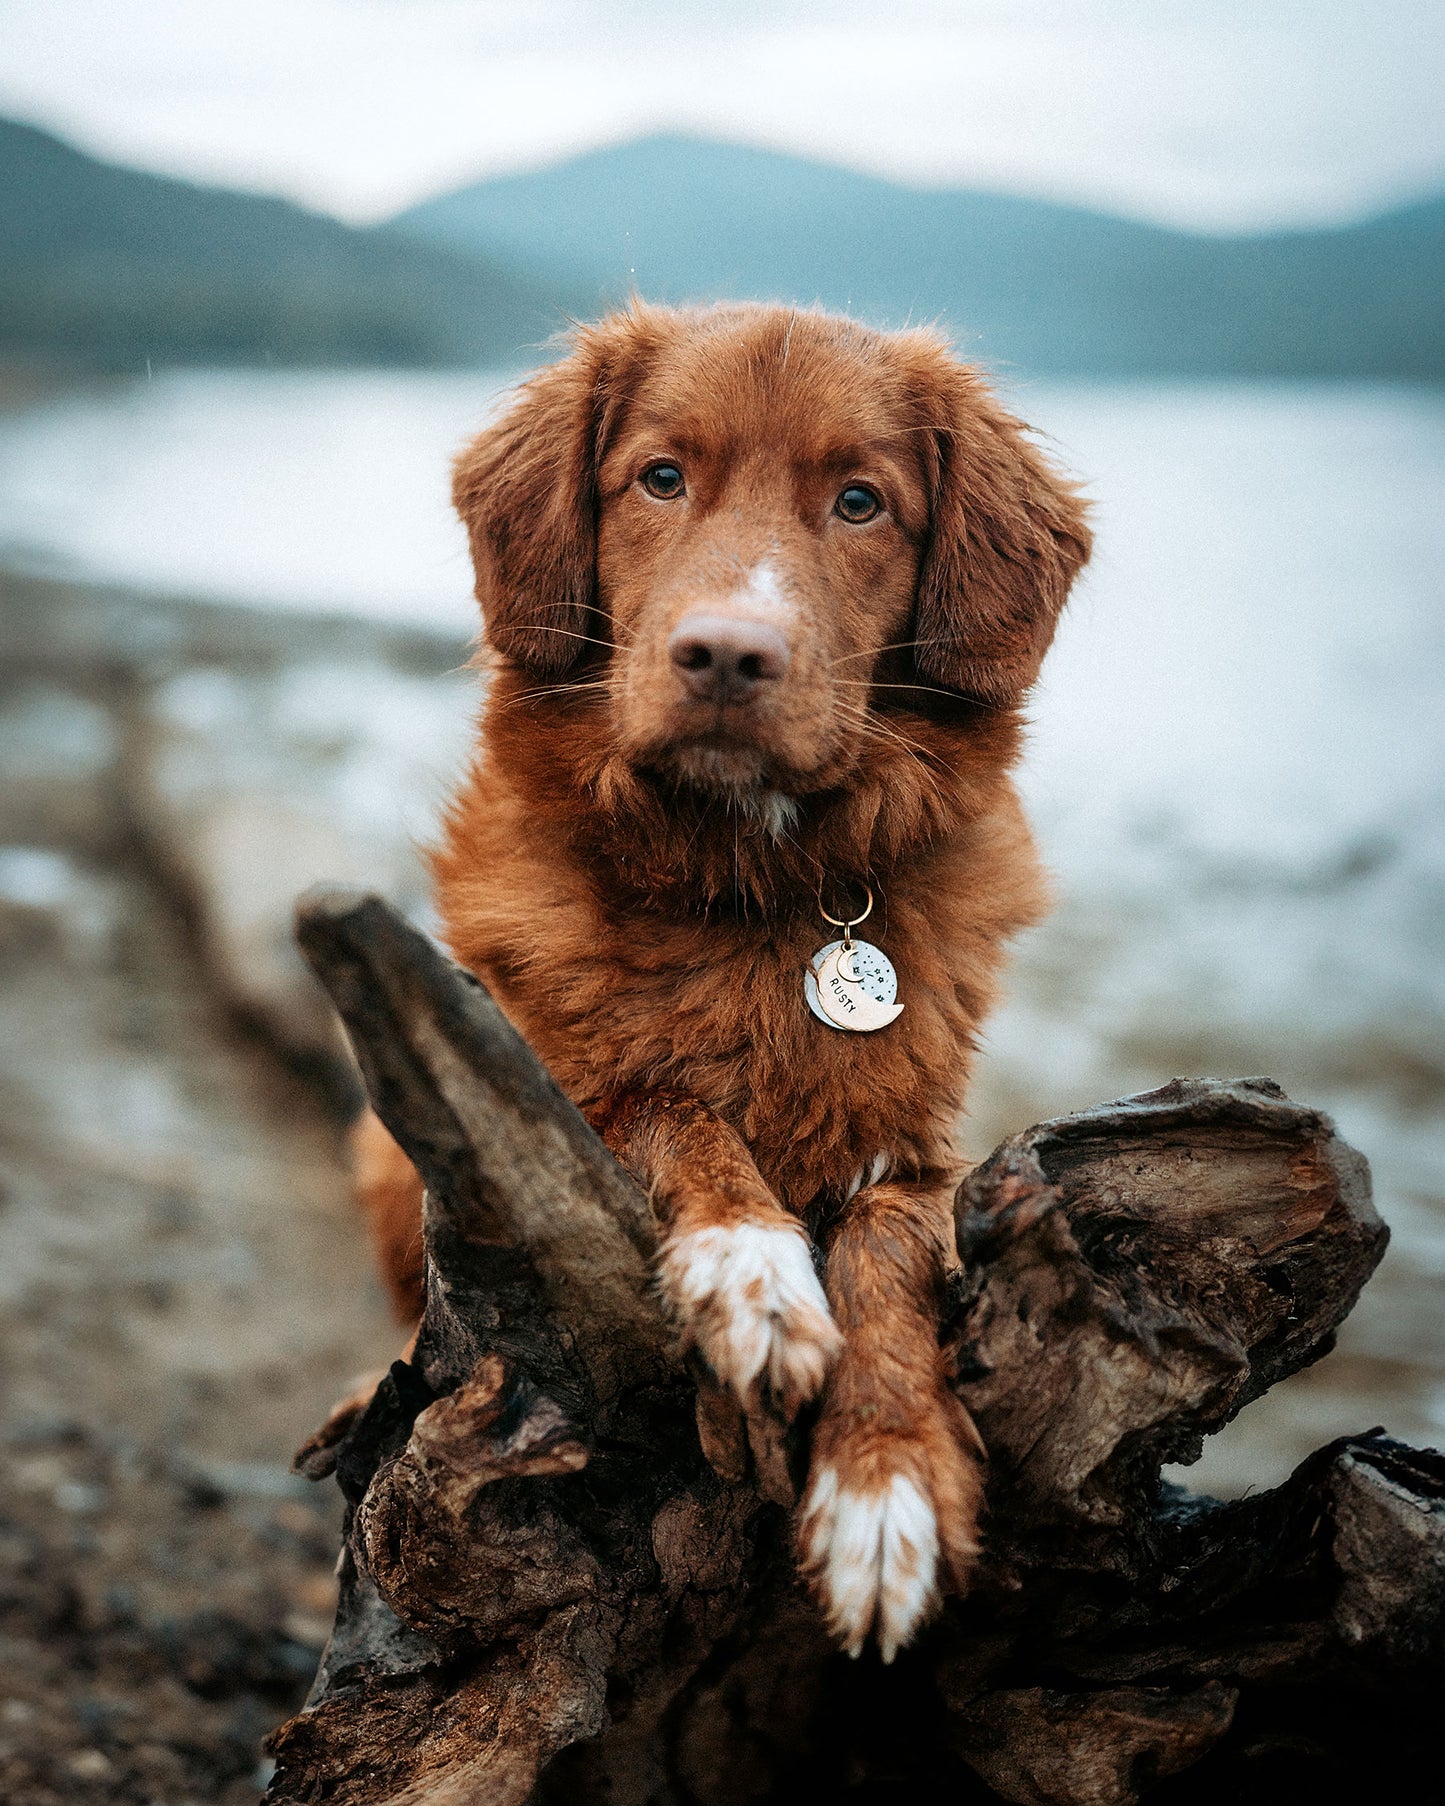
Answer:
xmin=2 ymin=368 xmax=1442 ymax=1489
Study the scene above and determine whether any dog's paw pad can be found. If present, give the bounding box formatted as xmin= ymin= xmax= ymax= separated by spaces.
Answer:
xmin=799 ymin=1465 xmax=941 ymax=1663
xmin=660 ymin=1221 xmax=841 ymax=1415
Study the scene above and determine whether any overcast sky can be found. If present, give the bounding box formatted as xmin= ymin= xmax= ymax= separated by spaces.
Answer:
xmin=3 ymin=0 xmax=1443 ymax=231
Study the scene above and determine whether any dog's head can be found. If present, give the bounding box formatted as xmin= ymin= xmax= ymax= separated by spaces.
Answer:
xmin=454 ymin=303 xmax=1089 ymax=804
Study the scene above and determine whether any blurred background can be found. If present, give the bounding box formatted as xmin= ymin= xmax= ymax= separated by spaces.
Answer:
xmin=1 ymin=2 xmax=1442 ymax=1798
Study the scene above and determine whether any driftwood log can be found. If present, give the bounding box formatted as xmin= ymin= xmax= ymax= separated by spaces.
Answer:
xmin=266 ymin=892 xmax=1445 ymax=1806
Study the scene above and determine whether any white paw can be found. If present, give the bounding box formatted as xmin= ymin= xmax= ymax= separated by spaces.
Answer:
xmin=800 ymin=1465 xmax=939 ymax=1663
xmin=659 ymin=1221 xmax=841 ymax=1414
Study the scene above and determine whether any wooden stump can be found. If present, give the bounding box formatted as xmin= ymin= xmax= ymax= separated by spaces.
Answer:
xmin=265 ymin=892 xmax=1445 ymax=1806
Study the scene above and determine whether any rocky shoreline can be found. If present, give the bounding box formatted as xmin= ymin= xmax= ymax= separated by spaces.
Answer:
xmin=0 ymin=569 xmax=473 ymax=1801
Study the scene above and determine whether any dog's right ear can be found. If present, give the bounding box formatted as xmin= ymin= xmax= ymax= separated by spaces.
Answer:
xmin=452 ymin=320 xmax=636 ymax=677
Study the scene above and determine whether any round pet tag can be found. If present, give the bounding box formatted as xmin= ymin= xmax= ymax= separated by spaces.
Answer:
xmin=805 ymin=936 xmax=904 ymax=1032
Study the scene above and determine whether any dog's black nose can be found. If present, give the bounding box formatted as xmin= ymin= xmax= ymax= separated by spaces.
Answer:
xmin=668 ymin=614 xmax=792 ymax=704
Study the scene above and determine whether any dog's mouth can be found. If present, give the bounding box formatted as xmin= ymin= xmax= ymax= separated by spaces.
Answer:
xmin=634 ymin=711 xmax=860 ymax=810
xmin=610 ymin=606 xmax=854 ymax=801
xmin=664 ymin=735 xmax=774 ymax=795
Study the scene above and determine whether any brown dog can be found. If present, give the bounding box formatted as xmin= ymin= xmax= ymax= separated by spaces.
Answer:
xmin=356 ymin=300 xmax=1090 ymax=1661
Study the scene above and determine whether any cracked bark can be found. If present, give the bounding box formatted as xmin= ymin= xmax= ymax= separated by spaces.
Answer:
xmin=265 ymin=892 xmax=1444 ymax=1806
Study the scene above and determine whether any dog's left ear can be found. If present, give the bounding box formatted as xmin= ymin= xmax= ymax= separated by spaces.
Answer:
xmin=908 ymin=345 xmax=1092 ymax=705
xmin=452 ymin=315 xmax=646 ymax=677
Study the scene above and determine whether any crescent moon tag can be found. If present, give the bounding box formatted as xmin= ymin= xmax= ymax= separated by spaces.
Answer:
xmin=804 ymin=937 xmax=904 ymax=1033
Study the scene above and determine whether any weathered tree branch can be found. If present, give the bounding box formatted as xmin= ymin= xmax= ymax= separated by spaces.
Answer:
xmin=266 ymin=893 xmax=1444 ymax=1806
xmin=293 ymin=888 xmax=670 ymax=1405
xmin=950 ymin=1079 xmax=1382 ymax=1563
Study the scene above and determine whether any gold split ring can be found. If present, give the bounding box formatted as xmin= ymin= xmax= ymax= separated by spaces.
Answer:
xmin=819 ymin=884 xmax=874 ymax=950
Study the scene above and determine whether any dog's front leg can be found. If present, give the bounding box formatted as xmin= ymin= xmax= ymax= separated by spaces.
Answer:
xmin=798 ymin=1178 xmax=985 ymax=1663
xmin=589 ymin=1091 xmax=841 ymax=1425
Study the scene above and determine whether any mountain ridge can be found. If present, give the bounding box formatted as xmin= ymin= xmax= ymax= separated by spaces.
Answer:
xmin=393 ymin=133 xmax=1445 ymax=378
xmin=3 ymin=116 xmax=1440 ymax=378
xmin=0 ymin=116 xmax=568 ymax=369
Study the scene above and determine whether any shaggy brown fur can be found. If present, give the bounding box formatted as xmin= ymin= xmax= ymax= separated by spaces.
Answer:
xmin=357 ymin=300 xmax=1090 ymax=1659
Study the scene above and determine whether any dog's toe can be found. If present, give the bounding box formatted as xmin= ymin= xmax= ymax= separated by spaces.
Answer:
xmin=799 ymin=1464 xmax=941 ymax=1662
xmin=799 ymin=1384 xmax=985 ymax=1662
xmin=660 ymin=1220 xmax=842 ymax=1416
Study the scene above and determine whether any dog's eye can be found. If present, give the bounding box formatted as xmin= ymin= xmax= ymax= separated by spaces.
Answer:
xmin=641 ymin=462 xmax=685 ymax=500
xmin=835 ymin=484 xmax=881 ymax=524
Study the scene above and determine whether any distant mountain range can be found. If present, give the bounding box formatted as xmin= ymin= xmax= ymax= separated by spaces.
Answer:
xmin=0 ymin=117 xmax=566 ymax=369
xmin=3 ymin=117 xmax=1441 ymax=378
xmin=394 ymin=135 xmax=1445 ymax=380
